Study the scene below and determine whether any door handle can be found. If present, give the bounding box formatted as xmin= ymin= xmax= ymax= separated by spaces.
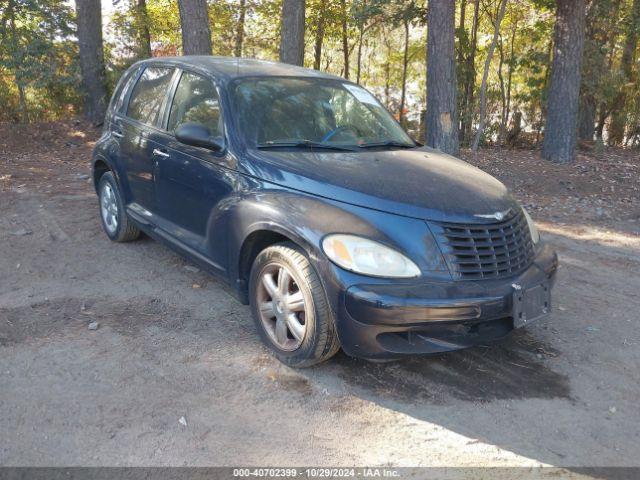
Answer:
xmin=152 ymin=148 xmax=170 ymax=158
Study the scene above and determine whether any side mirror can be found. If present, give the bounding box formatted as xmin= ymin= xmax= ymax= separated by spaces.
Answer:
xmin=175 ymin=122 xmax=223 ymax=151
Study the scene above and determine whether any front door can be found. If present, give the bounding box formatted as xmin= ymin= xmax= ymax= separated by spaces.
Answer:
xmin=153 ymin=70 xmax=235 ymax=270
xmin=117 ymin=66 xmax=176 ymax=214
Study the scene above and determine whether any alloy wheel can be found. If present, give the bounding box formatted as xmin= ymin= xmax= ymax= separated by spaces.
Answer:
xmin=100 ymin=183 xmax=119 ymax=234
xmin=256 ymin=263 xmax=308 ymax=351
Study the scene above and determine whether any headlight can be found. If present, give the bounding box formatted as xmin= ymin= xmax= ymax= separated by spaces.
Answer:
xmin=522 ymin=208 xmax=540 ymax=244
xmin=322 ymin=234 xmax=421 ymax=278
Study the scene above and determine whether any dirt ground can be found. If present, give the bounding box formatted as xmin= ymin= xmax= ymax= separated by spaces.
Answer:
xmin=1 ymin=120 xmax=639 ymax=469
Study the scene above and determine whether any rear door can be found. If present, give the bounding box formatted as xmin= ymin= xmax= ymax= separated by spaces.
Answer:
xmin=152 ymin=69 xmax=235 ymax=270
xmin=116 ymin=66 xmax=176 ymax=213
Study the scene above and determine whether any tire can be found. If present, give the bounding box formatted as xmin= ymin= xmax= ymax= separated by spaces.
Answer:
xmin=97 ymin=171 xmax=141 ymax=242
xmin=249 ymin=242 xmax=340 ymax=367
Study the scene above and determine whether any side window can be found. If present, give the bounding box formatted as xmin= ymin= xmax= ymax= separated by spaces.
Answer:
xmin=126 ymin=67 xmax=174 ymax=126
xmin=167 ymin=72 xmax=222 ymax=136
xmin=113 ymin=67 xmax=140 ymax=114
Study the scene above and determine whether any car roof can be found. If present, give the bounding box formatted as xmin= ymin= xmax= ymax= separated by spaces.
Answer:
xmin=133 ymin=56 xmax=345 ymax=84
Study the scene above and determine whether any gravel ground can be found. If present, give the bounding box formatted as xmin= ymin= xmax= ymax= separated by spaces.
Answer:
xmin=1 ymin=121 xmax=639 ymax=469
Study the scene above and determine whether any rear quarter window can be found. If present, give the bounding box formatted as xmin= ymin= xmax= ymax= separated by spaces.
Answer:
xmin=110 ymin=67 xmax=141 ymax=115
xmin=126 ymin=67 xmax=175 ymax=126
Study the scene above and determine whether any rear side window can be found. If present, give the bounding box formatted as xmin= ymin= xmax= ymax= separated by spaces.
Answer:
xmin=112 ymin=67 xmax=141 ymax=114
xmin=167 ymin=71 xmax=222 ymax=136
xmin=126 ymin=67 xmax=174 ymax=126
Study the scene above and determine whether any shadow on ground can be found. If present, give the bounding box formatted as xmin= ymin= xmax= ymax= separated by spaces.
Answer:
xmin=323 ymin=330 xmax=570 ymax=404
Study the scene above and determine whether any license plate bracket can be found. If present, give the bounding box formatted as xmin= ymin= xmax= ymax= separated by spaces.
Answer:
xmin=512 ymin=281 xmax=551 ymax=329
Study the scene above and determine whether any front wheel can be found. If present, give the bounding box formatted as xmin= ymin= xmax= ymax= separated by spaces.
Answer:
xmin=249 ymin=242 xmax=340 ymax=367
xmin=98 ymin=171 xmax=141 ymax=242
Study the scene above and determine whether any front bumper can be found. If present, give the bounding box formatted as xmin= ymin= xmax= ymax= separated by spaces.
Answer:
xmin=332 ymin=243 xmax=558 ymax=359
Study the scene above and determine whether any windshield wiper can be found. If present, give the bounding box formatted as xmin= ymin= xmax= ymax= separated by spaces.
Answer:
xmin=358 ymin=140 xmax=416 ymax=149
xmin=257 ymin=140 xmax=356 ymax=151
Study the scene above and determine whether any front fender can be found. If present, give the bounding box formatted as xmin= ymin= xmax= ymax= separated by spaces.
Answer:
xmin=225 ymin=185 xmax=377 ymax=282
xmin=224 ymin=180 xmax=450 ymax=342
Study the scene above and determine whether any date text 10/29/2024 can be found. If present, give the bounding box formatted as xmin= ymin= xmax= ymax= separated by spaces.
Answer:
xmin=233 ymin=468 xmax=401 ymax=478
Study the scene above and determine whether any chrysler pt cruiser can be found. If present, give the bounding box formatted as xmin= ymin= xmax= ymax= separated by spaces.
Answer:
xmin=92 ymin=57 xmax=558 ymax=367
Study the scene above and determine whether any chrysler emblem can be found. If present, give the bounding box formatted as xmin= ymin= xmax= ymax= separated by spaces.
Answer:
xmin=474 ymin=208 xmax=511 ymax=221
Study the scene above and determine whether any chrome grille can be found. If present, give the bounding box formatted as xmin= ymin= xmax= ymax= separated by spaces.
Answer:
xmin=434 ymin=210 xmax=535 ymax=280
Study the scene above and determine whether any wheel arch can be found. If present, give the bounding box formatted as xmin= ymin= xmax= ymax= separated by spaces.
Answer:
xmin=224 ymin=189 xmax=374 ymax=306
xmin=234 ymin=224 xmax=318 ymax=304
xmin=92 ymin=157 xmax=111 ymax=192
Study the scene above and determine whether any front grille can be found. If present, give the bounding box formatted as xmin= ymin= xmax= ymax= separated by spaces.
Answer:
xmin=434 ymin=210 xmax=535 ymax=280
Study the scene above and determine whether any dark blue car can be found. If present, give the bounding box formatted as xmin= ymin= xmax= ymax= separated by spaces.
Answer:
xmin=92 ymin=56 xmax=558 ymax=367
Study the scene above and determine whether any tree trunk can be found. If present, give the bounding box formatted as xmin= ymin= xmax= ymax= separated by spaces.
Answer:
xmin=507 ymin=110 xmax=522 ymax=145
xmin=15 ymin=81 xmax=28 ymax=123
xmin=608 ymin=0 xmax=640 ymax=144
xmin=234 ymin=0 xmax=246 ymax=57
xmin=499 ymin=20 xmax=517 ymax=146
xmin=314 ymin=4 xmax=325 ymax=70
xmin=595 ymin=102 xmax=608 ymax=140
xmin=384 ymin=60 xmax=390 ymax=108
xmin=541 ymin=0 xmax=586 ymax=164
xmin=595 ymin=8 xmax=621 ymax=140
xmin=577 ymin=0 xmax=606 ymax=141
xmin=578 ymin=94 xmax=596 ymax=140
xmin=279 ymin=0 xmax=305 ymax=66
xmin=505 ymin=24 xmax=516 ymax=126
xmin=364 ymin=37 xmax=373 ymax=81
xmin=178 ymin=0 xmax=212 ymax=55
xmin=6 ymin=0 xmax=28 ymax=122
xmin=537 ymin=36 xmax=554 ymax=146
xmin=457 ymin=0 xmax=466 ymax=68
xmin=497 ymin=36 xmax=506 ymax=146
xmin=356 ymin=26 xmax=364 ymax=84
xmin=456 ymin=0 xmax=466 ymax=139
xmin=135 ymin=0 xmax=152 ymax=58
xmin=340 ymin=0 xmax=349 ymax=79
xmin=460 ymin=0 xmax=479 ymax=145
xmin=384 ymin=34 xmax=391 ymax=107
xmin=398 ymin=18 xmax=410 ymax=126
xmin=472 ymin=0 xmax=507 ymax=152
xmin=76 ymin=0 xmax=108 ymax=125
xmin=425 ymin=0 xmax=459 ymax=155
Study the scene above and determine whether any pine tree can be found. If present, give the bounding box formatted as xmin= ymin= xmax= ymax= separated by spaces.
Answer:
xmin=542 ymin=0 xmax=586 ymax=164
xmin=76 ymin=0 xmax=108 ymax=125
xmin=178 ymin=0 xmax=213 ymax=55
xmin=425 ymin=0 xmax=459 ymax=154
xmin=279 ymin=0 xmax=305 ymax=66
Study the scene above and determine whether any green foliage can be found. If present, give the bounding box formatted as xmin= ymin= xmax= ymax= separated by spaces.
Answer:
xmin=1 ymin=0 xmax=638 ymax=145
xmin=146 ymin=0 xmax=181 ymax=50
xmin=0 ymin=0 xmax=80 ymax=121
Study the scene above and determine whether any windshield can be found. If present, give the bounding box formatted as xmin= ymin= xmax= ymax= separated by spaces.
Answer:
xmin=230 ymin=77 xmax=415 ymax=149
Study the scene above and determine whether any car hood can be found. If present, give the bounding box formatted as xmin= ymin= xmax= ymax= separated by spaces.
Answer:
xmin=242 ymin=146 xmax=520 ymax=223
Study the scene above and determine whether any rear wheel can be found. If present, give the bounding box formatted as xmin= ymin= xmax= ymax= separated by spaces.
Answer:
xmin=98 ymin=171 xmax=141 ymax=242
xmin=249 ymin=242 xmax=340 ymax=367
